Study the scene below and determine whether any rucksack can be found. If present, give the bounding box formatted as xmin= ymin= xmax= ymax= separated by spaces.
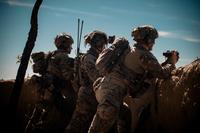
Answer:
xmin=31 ymin=51 xmax=52 ymax=75
xmin=96 ymin=38 xmax=130 ymax=75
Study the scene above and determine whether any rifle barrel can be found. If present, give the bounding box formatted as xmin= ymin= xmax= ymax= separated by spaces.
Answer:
xmin=77 ymin=18 xmax=80 ymax=55
xmin=79 ymin=20 xmax=84 ymax=51
xmin=77 ymin=19 xmax=84 ymax=56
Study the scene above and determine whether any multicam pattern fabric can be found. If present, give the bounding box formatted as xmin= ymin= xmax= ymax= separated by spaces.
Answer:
xmin=131 ymin=25 xmax=158 ymax=42
xmin=47 ymin=49 xmax=74 ymax=81
xmin=81 ymin=49 xmax=101 ymax=82
xmin=139 ymin=50 xmax=175 ymax=78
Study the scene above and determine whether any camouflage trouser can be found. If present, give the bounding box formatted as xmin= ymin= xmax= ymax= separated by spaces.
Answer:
xmin=88 ymin=104 xmax=131 ymax=133
xmin=65 ymin=86 xmax=97 ymax=133
xmin=88 ymin=77 xmax=128 ymax=133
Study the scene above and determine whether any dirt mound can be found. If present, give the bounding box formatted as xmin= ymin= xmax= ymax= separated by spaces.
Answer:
xmin=156 ymin=59 xmax=200 ymax=133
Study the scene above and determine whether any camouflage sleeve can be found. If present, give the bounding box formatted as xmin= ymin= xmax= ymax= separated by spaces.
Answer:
xmin=140 ymin=52 xmax=175 ymax=79
xmin=47 ymin=53 xmax=60 ymax=75
xmin=57 ymin=53 xmax=74 ymax=80
xmin=83 ymin=54 xmax=101 ymax=82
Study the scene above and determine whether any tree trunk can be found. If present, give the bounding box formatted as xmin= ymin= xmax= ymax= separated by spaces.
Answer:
xmin=9 ymin=0 xmax=43 ymax=118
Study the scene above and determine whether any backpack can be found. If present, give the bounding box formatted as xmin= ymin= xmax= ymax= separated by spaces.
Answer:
xmin=96 ymin=38 xmax=130 ymax=75
xmin=31 ymin=51 xmax=52 ymax=75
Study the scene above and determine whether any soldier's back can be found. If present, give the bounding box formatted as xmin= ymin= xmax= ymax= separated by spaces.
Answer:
xmin=123 ymin=47 xmax=147 ymax=74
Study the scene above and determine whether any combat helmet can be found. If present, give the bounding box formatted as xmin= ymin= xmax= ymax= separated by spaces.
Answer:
xmin=84 ymin=30 xmax=108 ymax=47
xmin=131 ymin=25 xmax=158 ymax=44
xmin=54 ymin=33 xmax=74 ymax=49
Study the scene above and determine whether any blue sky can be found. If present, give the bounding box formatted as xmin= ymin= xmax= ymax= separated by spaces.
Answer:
xmin=0 ymin=0 xmax=200 ymax=79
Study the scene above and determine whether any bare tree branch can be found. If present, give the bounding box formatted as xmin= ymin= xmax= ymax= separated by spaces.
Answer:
xmin=9 ymin=0 xmax=43 ymax=117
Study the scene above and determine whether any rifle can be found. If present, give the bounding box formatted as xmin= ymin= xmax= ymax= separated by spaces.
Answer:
xmin=74 ymin=18 xmax=84 ymax=92
xmin=77 ymin=19 xmax=84 ymax=59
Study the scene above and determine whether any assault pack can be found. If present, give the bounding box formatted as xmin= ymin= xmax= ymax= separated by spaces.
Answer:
xmin=31 ymin=51 xmax=52 ymax=75
xmin=96 ymin=38 xmax=130 ymax=75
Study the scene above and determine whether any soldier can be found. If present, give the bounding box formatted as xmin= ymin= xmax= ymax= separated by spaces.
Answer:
xmin=46 ymin=32 xmax=74 ymax=81
xmin=28 ymin=32 xmax=76 ymax=132
xmin=31 ymin=32 xmax=75 ymax=105
xmin=65 ymin=30 xmax=108 ymax=133
xmin=44 ymin=33 xmax=76 ymax=114
xmin=88 ymin=25 xmax=179 ymax=133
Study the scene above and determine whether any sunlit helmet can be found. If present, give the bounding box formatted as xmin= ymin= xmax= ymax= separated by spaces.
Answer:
xmin=131 ymin=25 xmax=158 ymax=44
xmin=84 ymin=30 xmax=108 ymax=47
xmin=54 ymin=33 xmax=74 ymax=49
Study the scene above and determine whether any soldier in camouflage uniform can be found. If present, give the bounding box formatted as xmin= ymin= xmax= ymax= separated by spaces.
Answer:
xmin=88 ymin=25 xmax=179 ymax=133
xmin=29 ymin=33 xmax=76 ymax=132
xmin=46 ymin=32 xmax=74 ymax=81
xmin=45 ymin=33 xmax=76 ymax=113
xmin=65 ymin=30 xmax=108 ymax=133
xmin=31 ymin=32 xmax=75 ymax=100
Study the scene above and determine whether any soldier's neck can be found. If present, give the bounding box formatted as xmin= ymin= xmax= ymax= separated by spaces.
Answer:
xmin=135 ymin=43 xmax=148 ymax=51
xmin=142 ymin=45 xmax=149 ymax=51
xmin=88 ymin=47 xmax=100 ymax=57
